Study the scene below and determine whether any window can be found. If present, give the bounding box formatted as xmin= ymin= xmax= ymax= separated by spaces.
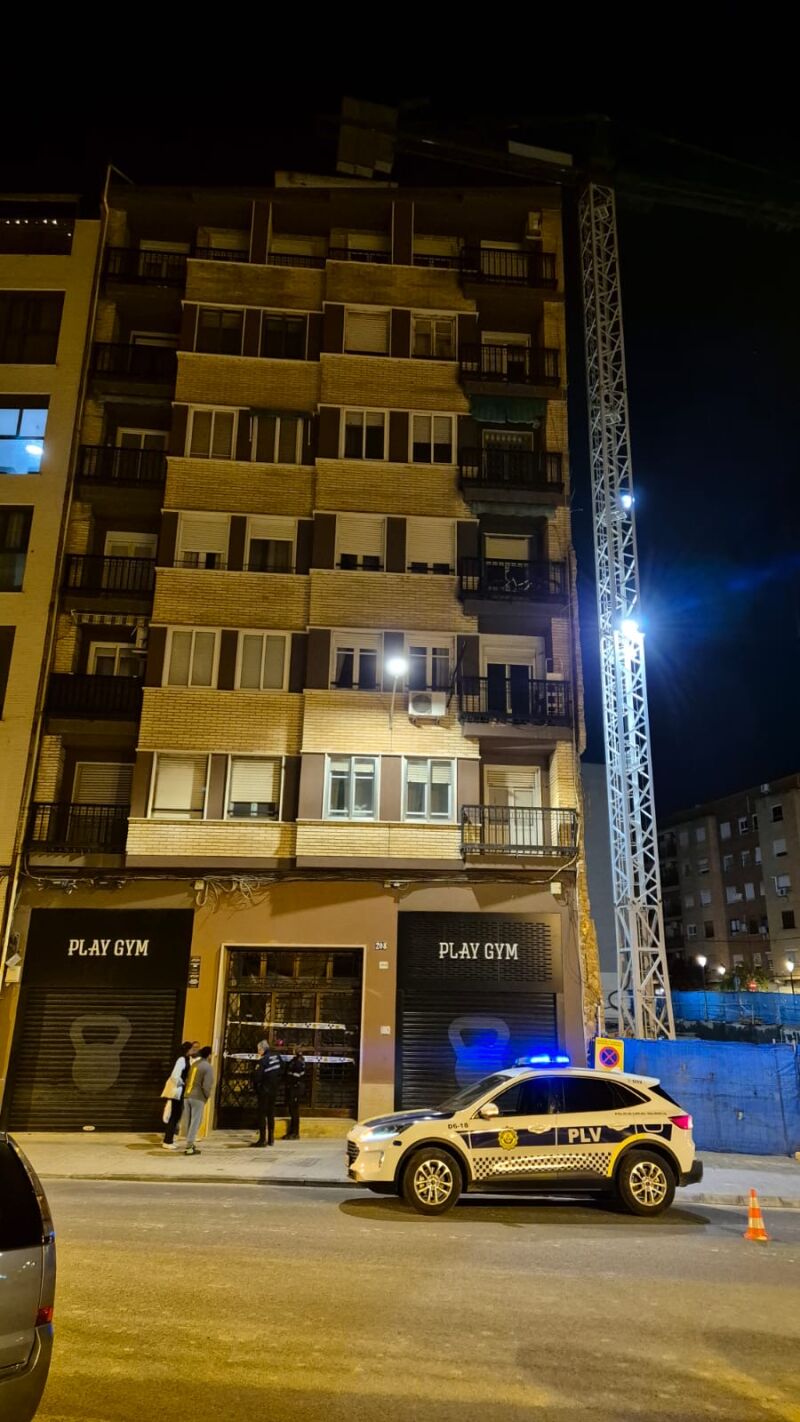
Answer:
xmin=91 ymin=643 xmax=146 ymax=678
xmin=150 ymin=754 xmax=208 ymax=820
xmin=697 ymin=857 xmax=709 ymax=875
xmin=745 ymin=882 xmax=756 ymax=901
xmin=195 ymin=307 xmax=244 ymax=355
xmin=0 ymin=626 xmax=15 ymax=716
xmin=165 ymin=629 xmax=217 ymax=687
xmin=404 ymin=758 xmax=454 ymax=821
xmin=490 ymin=1081 xmax=527 ymax=1116
xmin=411 ymin=413 xmax=454 ymax=464
xmin=116 ymin=428 xmax=168 ymax=451
xmin=0 ymin=399 xmax=48 ymax=474
xmin=325 ymin=756 xmax=378 ymax=819
xmin=342 ymin=410 xmax=386 ymax=460
xmin=176 ymin=513 xmax=229 ymax=569
xmin=260 ymin=314 xmax=307 ymax=360
xmin=405 ymin=517 xmax=455 ymax=574
xmin=557 ymin=1077 xmax=623 ymax=1114
xmin=408 ymin=638 xmax=453 ymax=691
xmin=771 ymin=804 xmax=784 ymax=823
xmin=755 ymin=846 xmax=762 ymax=865
xmin=336 ymin=514 xmax=385 ymax=571
xmin=686 ymin=924 xmax=698 ymax=940
xmin=331 ymin=633 xmax=380 ymax=690
xmin=0 ymin=1142 xmax=45 ymax=1252
xmin=752 ymin=813 xmax=759 ymax=831
xmin=782 ymin=910 xmax=796 ymax=931
xmin=104 ymin=531 xmax=157 ymax=561
xmin=775 ymin=874 xmax=792 ymax=894
xmin=704 ymin=921 xmax=715 ymax=939
xmin=726 ymin=886 xmax=742 ymax=904
xmin=187 ymin=407 xmax=236 ymax=460
xmin=723 ymin=854 xmax=734 ymax=871
xmin=741 ymin=849 xmax=752 ymax=867
xmin=252 ymin=413 xmax=305 ymax=463
xmin=719 ymin=822 xmax=731 ymax=841
xmin=679 ymin=830 xmax=690 ymax=848
xmin=237 ymin=632 xmax=287 ymax=690
xmin=738 ymin=816 xmax=750 ymax=834
xmin=749 ymin=919 xmax=760 ymax=935
xmin=344 ymin=309 xmax=390 ymax=354
xmin=0 ymin=506 xmax=32 ymax=590
xmin=773 ymin=838 xmax=787 ymax=857
xmin=730 ymin=919 xmax=745 ymax=935
xmin=695 ymin=826 xmax=707 ymax=844
xmin=684 ymin=895 xmax=695 ymax=909
xmin=412 ymin=314 xmax=456 ymax=360
xmin=0 ymin=292 xmax=63 ymax=363
xmin=700 ymin=889 xmax=712 ymax=906
xmin=226 ymin=756 xmax=281 ymax=819
xmin=246 ymin=516 xmax=295 ymax=572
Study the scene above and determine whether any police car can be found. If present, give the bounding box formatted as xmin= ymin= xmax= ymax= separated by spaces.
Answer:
xmin=346 ymin=1056 xmax=702 ymax=1216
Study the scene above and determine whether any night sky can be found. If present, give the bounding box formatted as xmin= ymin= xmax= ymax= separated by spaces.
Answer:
xmin=6 ymin=88 xmax=798 ymax=816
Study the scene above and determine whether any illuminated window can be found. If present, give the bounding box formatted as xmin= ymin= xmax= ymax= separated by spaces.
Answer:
xmin=0 ymin=400 xmax=48 ymax=475
xmin=237 ymin=632 xmax=287 ymax=690
xmin=325 ymin=756 xmax=378 ymax=820
xmin=404 ymin=758 xmax=454 ymax=821
xmin=150 ymin=753 xmax=208 ymax=820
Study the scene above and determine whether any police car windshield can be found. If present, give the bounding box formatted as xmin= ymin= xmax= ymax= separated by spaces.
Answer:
xmin=438 ymin=1073 xmax=511 ymax=1113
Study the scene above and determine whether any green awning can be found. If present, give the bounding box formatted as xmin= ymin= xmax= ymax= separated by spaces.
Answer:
xmin=470 ymin=396 xmax=546 ymax=424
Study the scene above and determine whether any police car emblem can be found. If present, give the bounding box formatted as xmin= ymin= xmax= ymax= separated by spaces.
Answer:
xmin=498 ymin=1128 xmax=518 ymax=1151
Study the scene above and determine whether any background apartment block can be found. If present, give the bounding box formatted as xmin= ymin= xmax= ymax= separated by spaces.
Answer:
xmin=1 ymin=178 xmax=599 ymax=1131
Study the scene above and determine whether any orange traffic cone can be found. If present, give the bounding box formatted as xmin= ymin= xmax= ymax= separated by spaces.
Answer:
xmin=743 ymin=1188 xmax=770 ymax=1242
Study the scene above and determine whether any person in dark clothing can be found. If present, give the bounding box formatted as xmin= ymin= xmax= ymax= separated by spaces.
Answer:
xmin=251 ymin=1039 xmax=282 ymax=1147
xmin=284 ymin=1047 xmax=306 ymax=1139
xmin=162 ymin=1040 xmax=198 ymax=1148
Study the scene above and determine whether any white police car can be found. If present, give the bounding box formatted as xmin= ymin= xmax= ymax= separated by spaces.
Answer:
xmin=347 ymin=1056 xmax=702 ymax=1216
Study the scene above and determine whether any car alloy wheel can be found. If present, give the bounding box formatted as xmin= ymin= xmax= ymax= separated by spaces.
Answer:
xmin=628 ymin=1159 xmax=669 ymax=1208
xmin=414 ymin=1156 xmax=454 ymax=1207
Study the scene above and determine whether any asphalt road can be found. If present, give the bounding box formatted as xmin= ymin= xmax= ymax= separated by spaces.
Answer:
xmin=37 ymin=1182 xmax=800 ymax=1422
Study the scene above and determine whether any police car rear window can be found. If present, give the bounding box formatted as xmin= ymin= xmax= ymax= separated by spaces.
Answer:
xmin=649 ymin=1083 xmax=681 ymax=1108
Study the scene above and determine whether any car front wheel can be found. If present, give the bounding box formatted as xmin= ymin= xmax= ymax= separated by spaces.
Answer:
xmin=402 ymin=1147 xmax=462 ymax=1215
xmin=616 ymin=1149 xmax=675 ymax=1216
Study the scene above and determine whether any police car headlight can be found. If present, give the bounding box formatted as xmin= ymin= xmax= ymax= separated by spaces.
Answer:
xmin=361 ymin=1124 xmax=409 ymax=1142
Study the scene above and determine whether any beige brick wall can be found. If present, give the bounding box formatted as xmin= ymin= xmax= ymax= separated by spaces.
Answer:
xmin=541 ymin=211 xmax=564 ymax=292
xmin=320 ymin=354 xmax=468 ymax=414
xmin=176 ymin=353 xmax=320 ymax=413
xmin=184 ymin=261 xmax=324 ymax=312
xmin=106 ymin=209 xmax=129 ymax=247
xmin=33 ymin=736 xmax=64 ymax=801
xmin=542 ymin=301 xmax=566 ymax=359
xmin=94 ymin=298 xmax=118 ymax=344
xmin=549 ymin=740 xmax=577 ymax=809
xmin=153 ymin=570 xmax=310 ymax=630
xmin=309 ymin=571 xmax=475 ymax=633
xmin=166 ymin=458 xmax=314 ymax=516
xmin=301 ymin=691 xmax=479 ymax=757
xmin=52 ymin=616 xmax=79 ymax=674
xmin=315 ymin=461 xmax=470 ymax=518
xmin=65 ymin=502 xmax=92 ymax=555
xmin=80 ymin=398 xmax=104 ymax=446
xmin=326 ymin=263 xmax=475 ymax=313
xmin=127 ymin=819 xmax=297 ymax=860
xmin=296 ymin=821 xmax=461 ymax=860
xmin=546 ymin=400 xmax=568 ymax=457
xmin=548 ymin=506 xmax=573 ymax=563
xmin=139 ymin=690 xmax=302 ymax=753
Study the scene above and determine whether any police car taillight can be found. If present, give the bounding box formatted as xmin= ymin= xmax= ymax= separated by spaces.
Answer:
xmin=670 ymin=1114 xmax=693 ymax=1130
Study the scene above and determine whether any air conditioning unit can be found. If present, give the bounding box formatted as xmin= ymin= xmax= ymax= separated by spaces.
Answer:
xmin=760 ymin=783 xmax=771 ymax=793
xmin=525 ymin=209 xmax=543 ymax=242
xmin=777 ymin=887 xmax=790 ymax=897
xmin=408 ymin=690 xmax=447 ymax=719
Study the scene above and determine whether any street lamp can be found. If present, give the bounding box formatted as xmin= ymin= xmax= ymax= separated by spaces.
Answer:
xmin=386 ymin=655 xmax=409 ymax=728
xmin=696 ymin=954 xmax=708 ymax=1020
xmin=786 ymin=958 xmax=796 ymax=997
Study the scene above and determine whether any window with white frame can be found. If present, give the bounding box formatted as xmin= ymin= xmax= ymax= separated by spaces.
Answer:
xmin=252 ymin=413 xmax=305 ymax=464
xmin=246 ymin=516 xmax=295 ymax=572
xmin=412 ymin=314 xmax=456 ymax=360
xmin=90 ymin=642 xmax=146 ymax=678
xmin=686 ymin=924 xmax=698 ymax=940
xmin=741 ymin=849 xmax=752 ymax=866
xmin=745 ymin=882 xmax=756 ymax=900
xmin=187 ymin=407 xmax=237 ymax=460
xmin=775 ymin=873 xmax=792 ymax=894
xmin=730 ymin=919 xmax=745 ymax=935
xmin=195 ymin=307 xmax=244 ymax=355
xmin=336 ymin=514 xmax=385 ymax=571
xmin=226 ymin=756 xmax=281 ymax=819
xmin=407 ymin=637 xmax=453 ymax=691
xmin=738 ymin=816 xmax=750 ymax=834
xmin=695 ymin=826 xmax=706 ymax=843
xmin=342 ymin=410 xmax=386 ymax=460
xmin=697 ymin=857 xmax=709 ymax=875
xmin=755 ymin=846 xmax=762 ymax=864
xmin=405 ymin=517 xmax=455 ymax=574
xmin=719 ymin=821 xmax=731 ymax=840
xmin=331 ymin=633 xmax=380 ymax=690
xmin=176 ymin=513 xmax=229 ymax=569
xmin=325 ymin=755 xmax=378 ymax=819
xmin=700 ymin=889 xmax=712 ymax=906
xmin=722 ymin=854 xmax=734 ymax=871
xmin=164 ymin=629 xmax=217 ymax=687
xmin=771 ymin=803 xmax=784 ymax=823
xmin=150 ymin=753 xmax=208 ymax=820
xmin=726 ymin=885 xmax=742 ymax=904
xmin=684 ymin=894 xmax=695 ymax=909
xmin=410 ymin=413 xmax=455 ymax=464
xmin=344 ymin=308 xmax=390 ymax=354
xmin=237 ymin=632 xmax=287 ymax=690
xmin=774 ymin=838 xmax=788 ymax=857
xmin=404 ymin=758 xmax=454 ymax=821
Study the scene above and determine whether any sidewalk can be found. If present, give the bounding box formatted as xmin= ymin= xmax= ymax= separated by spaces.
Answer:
xmin=13 ymin=1131 xmax=800 ymax=1206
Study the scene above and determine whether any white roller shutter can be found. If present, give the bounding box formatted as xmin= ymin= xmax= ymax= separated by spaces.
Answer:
xmin=152 ymin=755 xmax=207 ymax=819
xmin=73 ymin=763 xmax=133 ymax=805
xmin=248 ymin=516 xmax=296 ymax=542
xmin=228 ymin=758 xmax=281 ymax=817
xmin=406 ymin=518 xmax=454 ymax=572
xmin=345 ymin=310 xmax=389 ymax=353
xmin=337 ymin=515 xmax=385 ymax=567
xmin=177 ymin=513 xmax=229 ymax=560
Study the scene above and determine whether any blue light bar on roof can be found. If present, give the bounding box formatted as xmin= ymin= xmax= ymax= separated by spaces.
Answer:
xmin=515 ymin=1053 xmax=571 ymax=1066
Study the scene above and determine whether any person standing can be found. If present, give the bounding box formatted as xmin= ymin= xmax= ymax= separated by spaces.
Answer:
xmin=251 ymin=1039 xmax=282 ymax=1147
xmin=284 ymin=1046 xmax=306 ymax=1140
xmin=183 ymin=1046 xmax=214 ymax=1156
xmin=162 ymin=1040 xmax=198 ymax=1149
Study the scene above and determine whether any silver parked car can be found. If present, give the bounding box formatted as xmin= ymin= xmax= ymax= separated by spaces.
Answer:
xmin=0 ymin=1134 xmax=56 ymax=1419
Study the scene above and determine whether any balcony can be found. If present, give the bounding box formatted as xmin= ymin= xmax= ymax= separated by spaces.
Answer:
xmin=91 ymin=343 xmax=177 ymax=382
xmin=459 ymin=344 xmax=560 ymax=388
xmin=458 ymin=557 xmax=567 ymax=604
xmin=459 ymin=448 xmax=563 ymax=500
xmin=29 ymin=802 xmax=129 ymax=853
xmin=63 ymin=555 xmax=156 ymax=597
xmin=104 ymin=248 xmax=187 ymax=285
xmin=46 ymin=673 xmax=143 ymax=720
xmin=460 ymin=247 xmax=557 ymax=289
xmin=461 ymin=806 xmax=578 ymax=858
xmin=267 ymin=251 xmax=327 ymax=270
xmin=458 ymin=677 xmax=571 ymax=727
xmin=77 ymin=445 xmax=167 ymax=488
xmin=192 ymin=247 xmax=249 ymax=263
xmin=328 ymin=248 xmax=391 ymax=265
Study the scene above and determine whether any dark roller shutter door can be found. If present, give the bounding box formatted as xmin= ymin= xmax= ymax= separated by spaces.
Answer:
xmin=7 ymin=986 xmax=184 ymax=1131
xmin=397 ymin=989 xmax=557 ymax=1110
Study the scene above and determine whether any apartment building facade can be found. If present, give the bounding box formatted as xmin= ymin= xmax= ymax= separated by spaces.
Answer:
xmin=659 ymin=773 xmax=800 ymax=981
xmin=1 ymin=178 xmax=598 ymax=1131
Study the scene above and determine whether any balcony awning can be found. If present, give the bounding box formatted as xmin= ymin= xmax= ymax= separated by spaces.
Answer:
xmin=470 ymin=396 xmax=546 ymax=425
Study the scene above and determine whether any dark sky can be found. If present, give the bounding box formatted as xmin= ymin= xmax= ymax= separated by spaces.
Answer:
xmin=6 ymin=84 xmax=798 ymax=816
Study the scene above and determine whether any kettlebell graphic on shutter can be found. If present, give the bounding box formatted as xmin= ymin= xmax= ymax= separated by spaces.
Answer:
xmin=70 ymin=1014 xmax=132 ymax=1092
xmin=448 ymin=1015 xmax=510 ymax=1086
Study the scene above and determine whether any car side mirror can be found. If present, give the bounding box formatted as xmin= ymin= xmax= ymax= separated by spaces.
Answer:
xmin=478 ymin=1101 xmax=499 ymax=1120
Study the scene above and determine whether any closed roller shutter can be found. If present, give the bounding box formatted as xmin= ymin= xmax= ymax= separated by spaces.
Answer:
xmin=344 ymin=309 xmax=389 ymax=353
xmin=7 ymin=987 xmax=184 ymax=1131
xmin=406 ymin=518 xmax=455 ymax=573
xmin=397 ymin=989 xmax=557 ymax=1109
xmin=177 ymin=513 xmax=229 ymax=562
xmin=72 ymin=762 xmax=133 ymax=804
xmin=336 ymin=514 xmax=385 ymax=568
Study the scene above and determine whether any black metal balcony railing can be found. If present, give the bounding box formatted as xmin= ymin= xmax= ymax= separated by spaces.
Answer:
xmin=91 ymin=343 xmax=177 ymax=381
xmin=46 ymin=673 xmax=143 ymax=719
xmin=661 ymin=866 xmax=680 ymax=889
xmin=104 ymin=248 xmax=188 ymax=284
xmin=77 ymin=445 xmax=167 ymax=487
xmin=412 ymin=253 xmax=461 ymax=270
xmin=192 ymin=247 xmax=249 ymax=263
xmin=29 ymin=802 xmax=130 ymax=853
xmin=461 ymin=806 xmax=578 ymax=857
xmin=63 ymin=555 xmax=156 ymax=597
xmin=460 ymin=344 xmax=560 ymax=385
xmin=328 ymin=247 xmax=391 ymax=264
xmin=459 ymin=448 xmax=563 ymax=493
xmin=461 ymin=247 xmax=558 ymax=288
xmin=458 ymin=557 xmax=567 ymax=602
xmin=266 ymin=251 xmax=327 ymax=269
xmin=458 ymin=677 xmax=572 ymax=726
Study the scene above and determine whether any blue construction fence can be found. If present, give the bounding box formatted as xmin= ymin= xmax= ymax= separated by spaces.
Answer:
xmin=672 ymin=990 xmax=800 ymax=1028
xmin=621 ymin=1038 xmax=800 ymax=1155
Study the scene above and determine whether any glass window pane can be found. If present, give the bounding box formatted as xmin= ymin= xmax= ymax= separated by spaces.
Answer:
xmin=277 ymin=417 xmax=299 ymax=463
xmin=0 ymin=409 xmax=18 ymax=437
xmin=359 ymin=649 xmax=378 ymax=689
xmin=19 ymin=408 xmax=47 ymax=438
xmin=334 ymin=648 xmax=354 ymax=688
xmin=430 ymin=780 xmax=451 ymax=817
xmin=412 ymin=414 xmax=431 ymax=462
xmin=344 ymin=412 xmax=363 ymax=458
xmin=189 ymin=410 xmax=212 ymax=457
xmin=211 ymin=411 xmax=234 ymax=459
xmin=406 ymin=781 xmax=426 ymax=817
xmin=431 ymin=647 xmax=450 ymax=687
xmin=353 ymin=763 xmax=375 ymax=817
xmin=191 ymin=632 xmax=215 ymax=686
xmin=255 ymin=416 xmax=276 ymax=462
xmin=408 ymin=646 xmax=427 ymax=690
xmin=364 ymin=413 xmax=384 ymax=459
xmin=262 ymin=636 xmax=285 ymax=688
xmin=433 ymin=416 xmax=452 ymax=462
xmin=239 ymin=634 xmax=264 ymax=688
xmin=167 ymin=631 xmax=192 ymax=685
xmin=94 ymin=651 xmax=117 ymax=676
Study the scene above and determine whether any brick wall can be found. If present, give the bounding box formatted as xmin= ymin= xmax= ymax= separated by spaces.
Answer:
xmin=152 ymin=569 xmax=310 ymax=629
xmin=52 ymin=616 xmax=79 ymax=674
xmin=300 ymin=691 xmax=479 ymax=757
xmin=549 ymin=740 xmax=577 ymax=809
xmin=184 ymin=261 xmax=324 ymax=311
xmin=326 ymin=263 xmax=475 ymax=312
xmin=315 ymin=461 xmax=470 ymax=518
xmin=320 ymin=354 xmax=469 ymax=414
xmin=176 ymin=352 xmax=320 ymax=412
xmin=296 ymin=821 xmax=461 ymax=860
xmin=166 ymin=458 xmax=315 ymax=516
xmin=33 ymin=735 xmax=64 ymax=800
xmin=139 ymin=689 xmax=303 ymax=753
xmin=309 ymin=571 xmax=476 ymax=633
xmin=127 ymin=818 xmax=297 ymax=859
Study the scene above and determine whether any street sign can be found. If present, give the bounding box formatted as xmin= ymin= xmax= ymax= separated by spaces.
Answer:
xmin=594 ymin=1037 xmax=624 ymax=1072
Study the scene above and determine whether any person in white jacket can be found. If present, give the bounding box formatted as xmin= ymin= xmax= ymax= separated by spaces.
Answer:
xmin=162 ymin=1040 xmax=199 ymax=1148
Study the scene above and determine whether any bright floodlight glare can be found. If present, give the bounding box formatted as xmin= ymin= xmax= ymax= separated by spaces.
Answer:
xmin=620 ymin=618 xmax=639 ymax=638
xmin=25 ymin=442 xmax=43 ymax=457
xmin=386 ymin=656 xmax=408 ymax=678
xmin=786 ymin=959 xmax=795 ymax=974
xmin=620 ymin=492 xmax=633 ymax=511
xmin=696 ymin=955 xmax=707 ymax=969
xmin=716 ymin=965 xmax=726 ymax=976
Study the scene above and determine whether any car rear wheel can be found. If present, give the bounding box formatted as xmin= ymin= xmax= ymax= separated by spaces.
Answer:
xmin=402 ymin=1147 xmax=462 ymax=1215
xmin=616 ymin=1149 xmax=675 ymax=1216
